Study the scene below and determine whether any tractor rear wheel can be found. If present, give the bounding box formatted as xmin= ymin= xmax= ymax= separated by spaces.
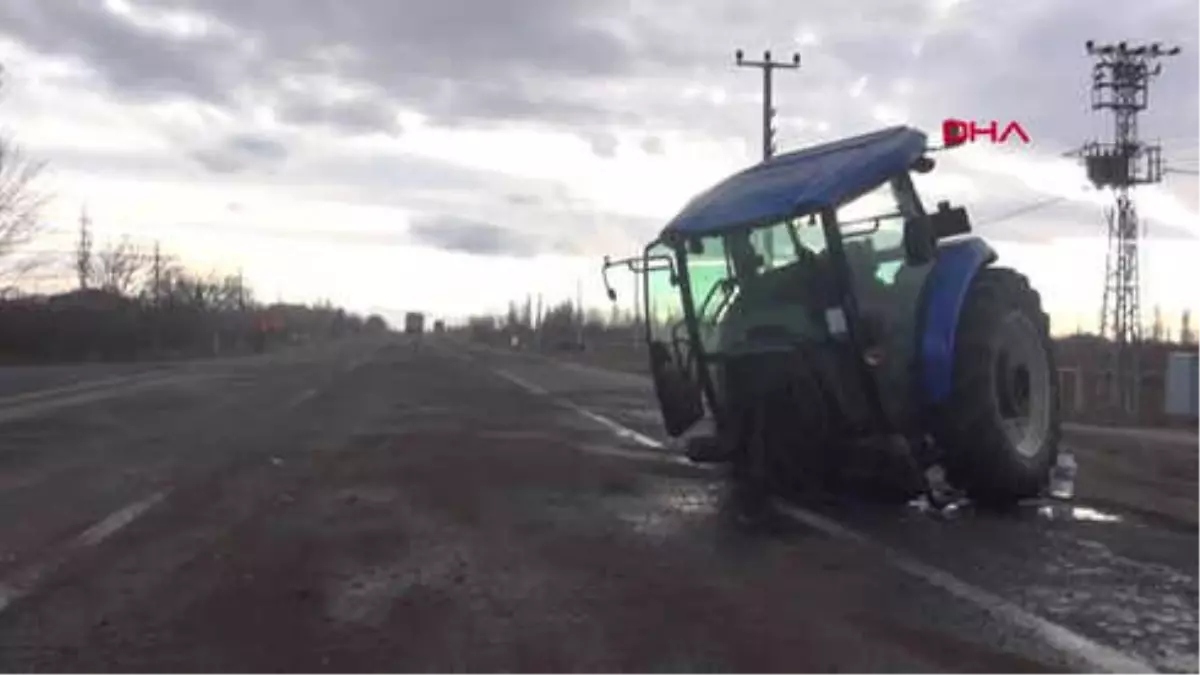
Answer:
xmin=934 ymin=267 xmax=1060 ymax=507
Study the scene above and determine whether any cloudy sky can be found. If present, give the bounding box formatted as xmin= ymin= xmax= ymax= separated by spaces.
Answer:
xmin=0 ymin=0 xmax=1196 ymax=331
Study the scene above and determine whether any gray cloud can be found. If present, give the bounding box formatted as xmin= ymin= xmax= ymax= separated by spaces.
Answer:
xmin=274 ymin=90 xmax=403 ymax=136
xmin=0 ymin=0 xmax=247 ymax=107
xmin=2 ymin=0 xmax=1193 ymax=153
xmin=2 ymin=0 xmax=1194 ymax=260
xmin=191 ymin=132 xmax=289 ymax=173
xmin=0 ymin=0 xmax=660 ymax=134
xmin=506 ymin=193 xmax=542 ymax=207
xmin=406 ymin=200 xmax=660 ymax=258
xmin=641 ymin=135 xmax=665 ymax=155
xmin=408 ymin=215 xmax=539 ymax=257
xmin=587 ymin=131 xmax=619 ymax=158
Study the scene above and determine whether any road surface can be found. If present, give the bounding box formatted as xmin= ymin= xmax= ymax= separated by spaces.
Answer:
xmin=0 ymin=335 xmax=1194 ymax=672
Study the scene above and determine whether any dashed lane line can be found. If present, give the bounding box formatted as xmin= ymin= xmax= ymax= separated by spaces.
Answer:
xmin=0 ymin=350 xmax=372 ymax=617
xmin=492 ymin=368 xmax=665 ymax=452
xmin=0 ymin=372 xmax=226 ymax=425
xmin=0 ymin=369 xmax=180 ymax=409
xmin=0 ymin=491 xmax=168 ymax=615
xmin=487 ymin=364 xmax=1158 ymax=675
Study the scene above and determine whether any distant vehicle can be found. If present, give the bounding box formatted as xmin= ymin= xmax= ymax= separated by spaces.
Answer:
xmin=404 ymin=312 xmax=425 ymax=335
xmin=433 ymin=320 xmax=446 ymax=333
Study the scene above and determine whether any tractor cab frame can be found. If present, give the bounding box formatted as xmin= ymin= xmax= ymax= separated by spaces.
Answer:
xmin=603 ymin=126 xmax=1059 ymax=505
xmin=605 ymin=126 xmax=969 ymax=439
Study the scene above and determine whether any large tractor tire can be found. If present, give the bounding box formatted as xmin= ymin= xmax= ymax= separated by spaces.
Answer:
xmin=724 ymin=349 xmax=834 ymax=498
xmin=933 ymin=267 xmax=1060 ymax=507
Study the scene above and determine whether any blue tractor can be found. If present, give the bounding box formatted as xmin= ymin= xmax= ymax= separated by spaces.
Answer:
xmin=602 ymin=126 xmax=1060 ymax=506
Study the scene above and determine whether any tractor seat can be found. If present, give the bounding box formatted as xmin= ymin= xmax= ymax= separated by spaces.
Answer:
xmin=751 ymin=254 xmax=838 ymax=312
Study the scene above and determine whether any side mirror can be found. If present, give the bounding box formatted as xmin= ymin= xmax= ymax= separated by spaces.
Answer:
xmin=903 ymin=217 xmax=936 ymax=265
xmin=602 ymin=255 xmax=618 ymax=302
xmin=929 ymin=201 xmax=972 ymax=238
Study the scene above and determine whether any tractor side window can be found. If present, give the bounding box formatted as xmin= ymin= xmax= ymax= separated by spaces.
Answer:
xmin=836 ymin=180 xmax=911 ymax=287
xmin=791 ymin=215 xmax=826 ymax=256
xmin=682 ymin=235 xmax=735 ymax=354
xmin=645 ymin=243 xmax=683 ymax=342
xmin=755 ymin=220 xmax=819 ymax=269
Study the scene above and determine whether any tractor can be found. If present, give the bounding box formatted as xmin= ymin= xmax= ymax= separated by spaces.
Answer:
xmin=602 ymin=126 xmax=1060 ymax=507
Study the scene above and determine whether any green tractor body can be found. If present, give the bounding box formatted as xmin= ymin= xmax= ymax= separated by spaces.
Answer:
xmin=603 ymin=126 xmax=1061 ymax=505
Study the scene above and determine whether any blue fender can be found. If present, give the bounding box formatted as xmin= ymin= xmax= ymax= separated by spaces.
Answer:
xmin=918 ymin=237 xmax=997 ymax=405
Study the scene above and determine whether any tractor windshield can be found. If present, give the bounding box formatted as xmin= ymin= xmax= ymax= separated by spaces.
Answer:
xmin=680 ymin=217 xmax=828 ymax=357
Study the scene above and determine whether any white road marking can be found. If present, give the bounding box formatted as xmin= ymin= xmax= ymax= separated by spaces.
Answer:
xmin=0 ymin=373 xmax=222 ymax=425
xmin=559 ymin=401 xmax=665 ymax=450
xmin=492 ymin=369 xmax=664 ymax=450
xmin=0 ymin=491 xmax=168 ymax=615
xmin=76 ymin=492 xmax=167 ymax=547
xmin=0 ymin=371 xmax=168 ymax=408
xmin=774 ymin=504 xmax=1157 ymax=674
xmin=489 ymin=363 xmax=1156 ymax=674
xmin=493 ymin=369 xmax=549 ymax=396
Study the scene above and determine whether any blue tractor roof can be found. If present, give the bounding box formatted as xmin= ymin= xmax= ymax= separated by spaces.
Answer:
xmin=661 ymin=125 xmax=928 ymax=238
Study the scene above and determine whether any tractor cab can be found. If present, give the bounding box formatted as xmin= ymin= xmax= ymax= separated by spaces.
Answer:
xmin=603 ymin=126 xmax=1058 ymax=506
xmin=605 ymin=126 xmax=958 ymax=437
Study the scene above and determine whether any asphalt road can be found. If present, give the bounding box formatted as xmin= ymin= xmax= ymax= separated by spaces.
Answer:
xmin=0 ymin=334 xmax=1194 ymax=672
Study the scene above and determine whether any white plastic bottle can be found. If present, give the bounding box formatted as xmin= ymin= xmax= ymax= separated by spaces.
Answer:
xmin=1049 ymin=449 xmax=1077 ymax=500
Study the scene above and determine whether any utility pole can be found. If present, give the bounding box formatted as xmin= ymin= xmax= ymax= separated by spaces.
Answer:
xmin=75 ymin=206 xmax=93 ymax=290
xmin=237 ymin=268 xmax=246 ymax=311
xmin=735 ymin=48 xmax=800 ymax=264
xmin=150 ymin=241 xmax=163 ymax=355
xmin=530 ymin=291 xmax=540 ymax=345
xmin=1079 ymin=40 xmax=1179 ymax=419
xmin=576 ymin=278 xmax=584 ymax=348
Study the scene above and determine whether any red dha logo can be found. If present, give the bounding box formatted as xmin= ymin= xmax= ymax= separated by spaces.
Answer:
xmin=941 ymin=119 xmax=1030 ymax=147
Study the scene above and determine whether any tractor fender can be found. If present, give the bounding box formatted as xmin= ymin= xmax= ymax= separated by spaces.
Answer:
xmin=917 ymin=237 xmax=997 ymax=405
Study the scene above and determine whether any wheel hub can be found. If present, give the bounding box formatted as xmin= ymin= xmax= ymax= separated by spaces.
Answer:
xmin=992 ymin=313 xmax=1051 ymax=458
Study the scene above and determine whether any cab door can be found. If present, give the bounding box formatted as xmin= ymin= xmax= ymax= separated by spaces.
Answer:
xmin=833 ymin=174 xmax=935 ymax=429
xmin=642 ymin=242 xmax=706 ymax=437
xmin=604 ymin=244 xmax=705 ymax=438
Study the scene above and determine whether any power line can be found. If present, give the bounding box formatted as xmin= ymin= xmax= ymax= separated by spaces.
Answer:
xmin=974 ymin=195 xmax=1070 ymax=227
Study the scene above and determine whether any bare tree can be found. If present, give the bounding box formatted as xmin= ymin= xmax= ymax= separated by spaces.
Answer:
xmin=93 ymin=236 xmax=150 ymax=296
xmin=0 ymin=64 xmax=50 ymax=286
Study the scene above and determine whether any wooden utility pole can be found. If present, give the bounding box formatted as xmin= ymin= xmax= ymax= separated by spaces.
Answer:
xmin=75 ymin=206 xmax=93 ymax=290
xmin=734 ymin=48 xmax=800 ymax=264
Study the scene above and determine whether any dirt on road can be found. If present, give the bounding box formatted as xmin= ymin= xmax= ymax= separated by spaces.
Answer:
xmin=0 ymin=335 xmax=1193 ymax=672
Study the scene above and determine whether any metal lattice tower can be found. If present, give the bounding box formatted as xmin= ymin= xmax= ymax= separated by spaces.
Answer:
xmin=1080 ymin=40 xmax=1179 ymax=417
